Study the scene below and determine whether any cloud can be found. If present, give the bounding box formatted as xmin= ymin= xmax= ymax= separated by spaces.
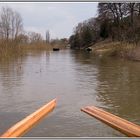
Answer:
xmin=0 ymin=2 xmax=98 ymax=39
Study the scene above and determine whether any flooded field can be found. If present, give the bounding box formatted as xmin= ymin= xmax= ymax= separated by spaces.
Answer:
xmin=0 ymin=49 xmax=140 ymax=137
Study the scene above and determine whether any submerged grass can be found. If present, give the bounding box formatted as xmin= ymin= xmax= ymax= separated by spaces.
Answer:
xmin=0 ymin=41 xmax=66 ymax=61
xmin=0 ymin=41 xmax=24 ymax=61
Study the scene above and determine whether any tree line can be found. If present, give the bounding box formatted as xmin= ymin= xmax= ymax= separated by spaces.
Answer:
xmin=69 ymin=3 xmax=140 ymax=49
xmin=0 ymin=6 xmax=49 ymax=48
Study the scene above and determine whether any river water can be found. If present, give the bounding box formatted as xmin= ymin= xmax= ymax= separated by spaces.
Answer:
xmin=0 ymin=49 xmax=140 ymax=137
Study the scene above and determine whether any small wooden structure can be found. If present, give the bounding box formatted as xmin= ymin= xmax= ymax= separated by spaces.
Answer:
xmin=85 ymin=47 xmax=92 ymax=52
xmin=1 ymin=99 xmax=57 ymax=138
xmin=81 ymin=106 xmax=140 ymax=137
xmin=53 ymin=48 xmax=60 ymax=51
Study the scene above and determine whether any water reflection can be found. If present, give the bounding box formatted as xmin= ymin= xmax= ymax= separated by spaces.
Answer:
xmin=73 ymin=51 xmax=140 ymax=125
xmin=0 ymin=49 xmax=139 ymax=137
xmin=95 ymin=57 xmax=140 ymax=124
xmin=0 ymin=57 xmax=24 ymax=110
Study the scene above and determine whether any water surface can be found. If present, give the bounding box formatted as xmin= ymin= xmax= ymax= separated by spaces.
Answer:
xmin=0 ymin=49 xmax=140 ymax=137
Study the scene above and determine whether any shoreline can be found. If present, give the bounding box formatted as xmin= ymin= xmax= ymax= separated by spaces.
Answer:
xmin=88 ymin=40 xmax=140 ymax=62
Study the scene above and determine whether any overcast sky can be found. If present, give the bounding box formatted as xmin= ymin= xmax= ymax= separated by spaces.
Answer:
xmin=0 ymin=2 xmax=98 ymax=39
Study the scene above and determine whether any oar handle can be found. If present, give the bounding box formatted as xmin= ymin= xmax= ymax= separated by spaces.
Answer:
xmin=81 ymin=106 xmax=140 ymax=137
xmin=1 ymin=99 xmax=57 ymax=138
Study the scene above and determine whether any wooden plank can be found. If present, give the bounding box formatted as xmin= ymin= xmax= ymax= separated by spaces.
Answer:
xmin=81 ymin=106 xmax=140 ymax=137
xmin=1 ymin=99 xmax=57 ymax=138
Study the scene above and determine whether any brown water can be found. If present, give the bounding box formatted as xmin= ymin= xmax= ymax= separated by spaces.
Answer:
xmin=0 ymin=49 xmax=140 ymax=137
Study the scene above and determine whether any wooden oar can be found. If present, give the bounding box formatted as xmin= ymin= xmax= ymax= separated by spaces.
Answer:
xmin=1 ymin=99 xmax=57 ymax=138
xmin=81 ymin=106 xmax=140 ymax=137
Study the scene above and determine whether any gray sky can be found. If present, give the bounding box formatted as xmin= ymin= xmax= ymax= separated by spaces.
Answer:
xmin=0 ymin=2 xmax=98 ymax=39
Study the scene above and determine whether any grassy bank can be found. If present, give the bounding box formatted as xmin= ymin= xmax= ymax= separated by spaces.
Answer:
xmin=91 ymin=40 xmax=140 ymax=61
xmin=0 ymin=42 xmax=66 ymax=61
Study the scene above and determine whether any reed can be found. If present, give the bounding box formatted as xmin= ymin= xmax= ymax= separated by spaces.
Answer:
xmin=0 ymin=41 xmax=60 ymax=61
xmin=92 ymin=41 xmax=138 ymax=60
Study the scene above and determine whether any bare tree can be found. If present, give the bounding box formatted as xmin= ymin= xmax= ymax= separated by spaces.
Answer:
xmin=0 ymin=6 xmax=23 ymax=41
xmin=0 ymin=7 xmax=12 ymax=40
xmin=28 ymin=31 xmax=43 ymax=44
xmin=46 ymin=30 xmax=50 ymax=43
xmin=14 ymin=12 xmax=23 ymax=40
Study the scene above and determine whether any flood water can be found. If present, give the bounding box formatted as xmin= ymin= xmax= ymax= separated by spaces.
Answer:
xmin=0 ymin=49 xmax=140 ymax=137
